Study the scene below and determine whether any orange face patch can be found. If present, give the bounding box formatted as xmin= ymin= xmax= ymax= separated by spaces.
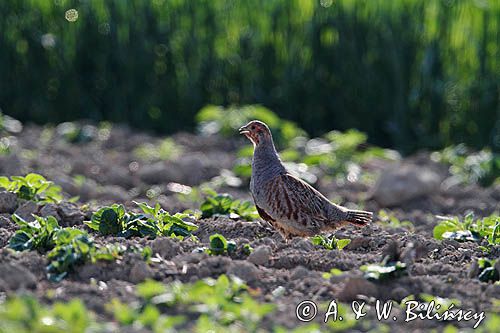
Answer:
xmin=245 ymin=131 xmax=260 ymax=145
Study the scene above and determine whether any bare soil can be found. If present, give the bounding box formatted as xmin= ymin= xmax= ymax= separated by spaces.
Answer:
xmin=0 ymin=123 xmax=499 ymax=332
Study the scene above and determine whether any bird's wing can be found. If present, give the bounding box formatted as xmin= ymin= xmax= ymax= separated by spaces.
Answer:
xmin=264 ymin=173 xmax=333 ymax=223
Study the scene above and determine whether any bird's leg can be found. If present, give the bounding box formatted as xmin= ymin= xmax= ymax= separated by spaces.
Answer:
xmin=279 ymin=231 xmax=290 ymax=244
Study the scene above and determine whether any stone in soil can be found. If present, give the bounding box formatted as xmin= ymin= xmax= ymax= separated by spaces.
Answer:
xmin=13 ymin=200 xmax=39 ymax=221
xmin=0 ymin=191 xmax=18 ymax=214
xmin=0 ymin=263 xmax=37 ymax=291
xmin=247 ymin=245 xmax=271 ymax=266
xmin=151 ymin=237 xmax=183 ymax=259
xmin=371 ymin=163 xmax=443 ymax=206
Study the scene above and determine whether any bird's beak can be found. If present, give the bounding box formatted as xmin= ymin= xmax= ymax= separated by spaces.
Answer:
xmin=238 ymin=125 xmax=250 ymax=135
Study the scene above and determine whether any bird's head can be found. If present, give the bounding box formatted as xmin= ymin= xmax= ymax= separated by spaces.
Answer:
xmin=238 ymin=120 xmax=272 ymax=147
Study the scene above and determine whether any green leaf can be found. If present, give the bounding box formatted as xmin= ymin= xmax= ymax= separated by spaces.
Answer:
xmin=137 ymin=304 xmax=160 ymax=327
xmin=48 ymin=271 xmax=68 ymax=282
xmin=441 ymin=230 xmax=480 ymax=242
xmin=209 ymin=233 xmax=228 ymax=255
xmin=336 ymin=238 xmax=351 ymax=250
xmin=142 ymin=246 xmax=153 ymax=261
xmin=8 ymin=231 xmax=33 ymax=251
xmin=137 ymin=280 xmax=167 ymax=300
xmin=227 ymin=240 xmax=237 ymax=253
xmin=135 ymin=201 xmax=156 ymax=216
xmin=11 ymin=214 xmax=30 ymax=228
xmin=18 ymin=185 xmax=33 ymax=200
xmin=0 ymin=176 xmax=10 ymax=189
xmin=361 ymin=261 xmax=407 ymax=281
xmin=106 ymin=299 xmax=137 ymax=325
xmin=200 ymin=191 xmax=258 ymax=221
xmin=433 ymin=218 xmax=463 ymax=240
xmin=98 ymin=208 xmax=121 ymax=235
xmin=242 ymin=243 xmax=253 ymax=255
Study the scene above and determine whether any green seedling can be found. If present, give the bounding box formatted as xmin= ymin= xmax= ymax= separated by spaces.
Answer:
xmin=311 ymin=234 xmax=351 ymax=250
xmin=133 ymin=138 xmax=182 ymax=162
xmin=110 ymin=275 xmax=274 ymax=331
xmin=9 ymin=214 xmax=60 ymax=251
xmin=0 ymin=296 xmax=95 ymax=333
xmin=361 ymin=261 xmax=407 ymax=281
xmin=85 ymin=202 xmax=198 ymax=239
xmin=477 ymin=258 xmax=499 ymax=283
xmin=0 ymin=173 xmax=62 ymax=203
xmin=361 ymin=254 xmax=407 ymax=281
xmin=8 ymin=214 xmax=148 ymax=282
xmin=46 ymin=233 xmax=95 ymax=282
xmin=57 ymin=122 xmax=95 ymax=144
xmin=0 ymin=137 xmax=11 ymax=156
xmin=301 ymin=129 xmax=399 ymax=182
xmin=431 ymin=144 xmax=499 ymax=187
xmin=378 ymin=209 xmax=414 ymax=229
xmin=242 ymin=243 xmax=253 ymax=255
xmin=200 ymin=189 xmax=259 ymax=221
xmin=47 ymin=238 xmax=149 ymax=282
xmin=322 ymin=268 xmax=345 ymax=279
xmin=207 ymin=233 xmax=236 ymax=255
xmin=433 ymin=213 xmax=500 ymax=246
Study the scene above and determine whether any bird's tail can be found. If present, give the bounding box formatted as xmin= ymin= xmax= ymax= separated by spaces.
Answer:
xmin=345 ymin=209 xmax=373 ymax=226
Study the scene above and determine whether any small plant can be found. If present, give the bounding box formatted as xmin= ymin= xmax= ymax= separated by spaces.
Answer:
xmin=311 ymin=234 xmax=351 ymax=250
xmin=208 ymin=233 xmax=236 ymax=255
xmin=133 ymin=138 xmax=182 ymax=162
xmin=0 ymin=296 xmax=96 ymax=333
xmin=301 ymin=129 xmax=399 ymax=182
xmin=361 ymin=255 xmax=407 ymax=281
xmin=46 ymin=232 xmax=96 ymax=282
xmin=322 ymin=268 xmax=345 ymax=279
xmin=242 ymin=243 xmax=253 ymax=255
xmin=0 ymin=137 xmax=11 ymax=156
xmin=476 ymin=258 xmax=499 ymax=283
xmin=200 ymin=190 xmax=259 ymax=221
xmin=56 ymin=122 xmax=95 ymax=144
xmin=0 ymin=173 xmax=62 ymax=203
xmin=108 ymin=275 xmax=275 ymax=331
xmin=136 ymin=201 xmax=199 ymax=238
xmin=8 ymin=214 xmax=60 ymax=251
xmin=85 ymin=202 xmax=198 ymax=239
xmin=377 ymin=209 xmax=414 ymax=229
xmin=8 ymin=214 xmax=147 ymax=281
xmin=431 ymin=144 xmax=499 ymax=187
xmin=433 ymin=213 xmax=500 ymax=246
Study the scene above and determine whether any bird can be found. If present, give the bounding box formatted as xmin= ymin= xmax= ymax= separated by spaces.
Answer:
xmin=239 ymin=120 xmax=372 ymax=240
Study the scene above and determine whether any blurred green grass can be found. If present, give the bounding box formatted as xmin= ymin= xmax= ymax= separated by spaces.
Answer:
xmin=0 ymin=0 xmax=499 ymax=153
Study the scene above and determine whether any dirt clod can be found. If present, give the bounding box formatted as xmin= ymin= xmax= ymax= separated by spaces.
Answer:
xmin=0 ymin=263 xmax=37 ymax=291
xmin=0 ymin=191 xmax=18 ymax=214
xmin=247 ymin=245 xmax=271 ymax=266
xmin=151 ymin=237 xmax=183 ymax=259
xmin=227 ymin=260 xmax=260 ymax=284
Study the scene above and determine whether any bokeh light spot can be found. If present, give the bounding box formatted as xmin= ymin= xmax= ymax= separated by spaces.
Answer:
xmin=65 ymin=9 xmax=79 ymax=22
xmin=320 ymin=0 xmax=334 ymax=8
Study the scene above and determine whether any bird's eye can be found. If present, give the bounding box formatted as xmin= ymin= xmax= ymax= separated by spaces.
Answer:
xmin=250 ymin=125 xmax=255 ymax=130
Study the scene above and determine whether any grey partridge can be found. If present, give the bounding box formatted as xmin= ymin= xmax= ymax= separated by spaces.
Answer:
xmin=239 ymin=120 xmax=372 ymax=240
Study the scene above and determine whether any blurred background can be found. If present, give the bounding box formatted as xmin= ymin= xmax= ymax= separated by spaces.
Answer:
xmin=0 ymin=0 xmax=499 ymax=154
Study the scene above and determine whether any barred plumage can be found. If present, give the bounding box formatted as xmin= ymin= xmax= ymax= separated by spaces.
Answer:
xmin=239 ymin=120 xmax=372 ymax=240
